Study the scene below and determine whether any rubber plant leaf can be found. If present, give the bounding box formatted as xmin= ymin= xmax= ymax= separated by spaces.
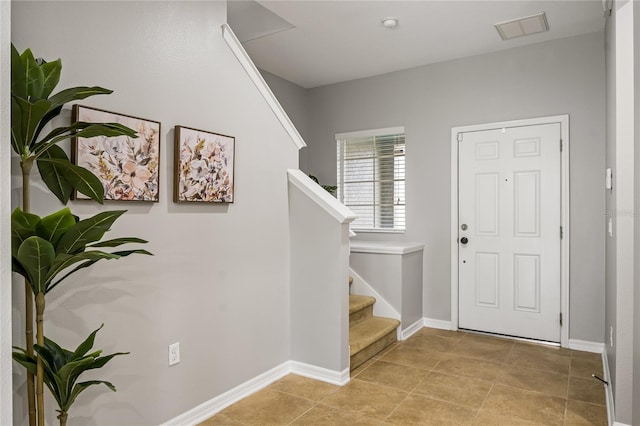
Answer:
xmin=72 ymin=324 xmax=103 ymax=359
xmin=55 ymin=210 xmax=126 ymax=255
xmin=10 ymin=97 xmax=24 ymax=155
xmin=47 ymin=86 xmax=113 ymax=110
xmin=88 ymin=237 xmax=149 ymax=248
xmin=16 ymin=236 xmax=56 ymax=294
xmin=35 ymin=207 xmax=76 ymax=247
xmin=12 ymin=96 xmax=52 ymax=152
xmin=40 ymin=58 xmax=62 ymax=99
xmin=44 ymin=251 xmax=120 ymax=293
xmin=11 ymin=44 xmax=27 ymax=99
xmin=11 ymin=207 xmax=40 ymax=256
xmin=66 ymin=380 xmax=117 ymax=412
xmin=37 ymin=158 xmax=104 ymax=203
xmin=36 ymin=144 xmax=73 ymax=204
xmin=20 ymin=48 xmax=45 ymax=100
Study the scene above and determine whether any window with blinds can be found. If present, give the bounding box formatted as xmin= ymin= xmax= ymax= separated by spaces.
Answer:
xmin=336 ymin=127 xmax=406 ymax=232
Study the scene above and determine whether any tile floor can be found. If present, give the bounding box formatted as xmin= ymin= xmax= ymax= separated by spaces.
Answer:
xmin=199 ymin=328 xmax=607 ymax=425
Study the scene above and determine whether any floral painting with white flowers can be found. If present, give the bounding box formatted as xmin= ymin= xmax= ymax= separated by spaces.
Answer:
xmin=74 ymin=106 xmax=161 ymax=201
xmin=174 ymin=126 xmax=235 ymax=203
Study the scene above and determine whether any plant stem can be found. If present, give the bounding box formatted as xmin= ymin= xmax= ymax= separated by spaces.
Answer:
xmin=21 ymin=159 xmax=37 ymax=426
xmin=35 ymin=292 xmax=45 ymax=426
xmin=57 ymin=411 xmax=68 ymax=426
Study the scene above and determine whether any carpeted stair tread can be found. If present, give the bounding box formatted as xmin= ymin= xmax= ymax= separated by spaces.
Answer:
xmin=349 ymin=294 xmax=375 ymax=314
xmin=349 ymin=316 xmax=400 ymax=356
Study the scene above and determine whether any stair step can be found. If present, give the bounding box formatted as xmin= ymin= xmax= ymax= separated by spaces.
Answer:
xmin=349 ymin=295 xmax=375 ymax=327
xmin=349 ymin=294 xmax=375 ymax=314
xmin=349 ymin=316 xmax=400 ymax=370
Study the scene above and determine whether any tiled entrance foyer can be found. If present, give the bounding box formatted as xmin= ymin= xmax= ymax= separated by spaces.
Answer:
xmin=200 ymin=328 xmax=607 ymax=425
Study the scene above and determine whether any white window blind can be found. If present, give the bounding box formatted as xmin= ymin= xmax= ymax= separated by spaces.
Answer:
xmin=336 ymin=127 xmax=405 ymax=232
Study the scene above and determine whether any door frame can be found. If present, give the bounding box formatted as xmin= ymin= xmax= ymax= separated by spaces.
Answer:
xmin=450 ymin=115 xmax=570 ymax=347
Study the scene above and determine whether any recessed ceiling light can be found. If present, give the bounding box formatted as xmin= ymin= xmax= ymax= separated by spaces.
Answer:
xmin=495 ymin=12 xmax=549 ymax=40
xmin=382 ymin=17 xmax=399 ymax=29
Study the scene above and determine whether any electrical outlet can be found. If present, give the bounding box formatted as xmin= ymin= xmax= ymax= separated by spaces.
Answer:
xmin=610 ymin=326 xmax=614 ymax=348
xmin=169 ymin=342 xmax=180 ymax=366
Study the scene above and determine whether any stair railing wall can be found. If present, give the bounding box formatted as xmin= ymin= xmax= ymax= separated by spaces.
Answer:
xmin=288 ymin=170 xmax=356 ymax=377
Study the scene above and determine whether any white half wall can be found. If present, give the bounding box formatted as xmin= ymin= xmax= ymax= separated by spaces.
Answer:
xmin=11 ymin=2 xmax=299 ymax=424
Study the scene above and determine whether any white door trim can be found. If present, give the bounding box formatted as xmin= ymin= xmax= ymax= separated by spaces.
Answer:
xmin=450 ymin=115 xmax=570 ymax=347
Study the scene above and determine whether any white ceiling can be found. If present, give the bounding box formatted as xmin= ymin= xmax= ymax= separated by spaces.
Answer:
xmin=231 ymin=1 xmax=606 ymax=89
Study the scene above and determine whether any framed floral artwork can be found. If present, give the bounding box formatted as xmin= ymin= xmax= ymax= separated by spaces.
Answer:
xmin=174 ymin=126 xmax=235 ymax=203
xmin=72 ymin=105 xmax=161 ymax=202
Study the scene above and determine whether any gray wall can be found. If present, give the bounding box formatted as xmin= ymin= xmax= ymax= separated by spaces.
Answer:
xmin=11 ymin=2 xmax=298 ymax=424
xmin=303 ymin=32 xmax=606 ymax=343
xmin=634 ymin=1 xmax=640 ymax=422
xmin=261 ymin=70 xmax=310 ymax=171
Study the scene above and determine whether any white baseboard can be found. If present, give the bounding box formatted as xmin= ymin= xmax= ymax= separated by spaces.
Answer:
xmin=567 ymin=339 xmax=604 ymax=353
xmin=423 ymin=318 xmax=453 ymax=330
xmin=289 ymin=361 xmax=350 ymax=386
xmin=613 ymin=423 xmax=631 ymax=426
xmin=400 ymin=318 xmax=423 ymax=340
xmin=160 ymin=361 xmax=347 ymax=426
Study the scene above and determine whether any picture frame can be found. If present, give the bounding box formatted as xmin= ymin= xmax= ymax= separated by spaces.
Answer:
xmin=72 ymin=105 xmax=161 ymax=202
xmin=174 ymin=125 xmax=235 ymax=203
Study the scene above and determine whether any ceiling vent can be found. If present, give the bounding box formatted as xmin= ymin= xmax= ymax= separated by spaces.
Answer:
xmin=495 ymin=12 xmax=549 ymax=41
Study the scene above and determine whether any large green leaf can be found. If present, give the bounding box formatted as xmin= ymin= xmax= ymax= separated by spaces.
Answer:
xmin=45 ymin=251 xmax=120 ymax=293
xmin=20 ymin=48 xmax=45 ymax=100
xmin=66 ymin=380 xmax=116 ymax=412
xmin=11 ymin=44 xmax=26 ymax=99
xmin=11 ymin=208 xmax=40 ymax=256
xmin=16 ymin=236 xmax=56 ymax=293
xmin=12 ymin=95 xmax=52 ymax=152
xmin=72 ymin=325 xmax=103 ymax=359
xmin=36 ymin=144 xmax=73 ymax=204
xmin=88 ymin=237 xmax=148 ymax=248
xmin=10 ymin=97 xmax=24 ymax=155
xmin=32 ymin=105 xmax=63 ymax=146
xmin=34 ymin=122 xmax=138 ymax=157
xmin=56 ymin=211 xmax=126 ymax=255
xmin=38 ymin=158 xmax=104 ymax=203
xmin=55 ymin=356 xmax=96 ymax=406
xmin=12 ymin=349 xmax=37 ymax=376
xmin=36 ymin=207 xmax=76 ymax=247
xmin=48 ymin=86 xmax=113 ymax=110
xmin=40 ymin=58 xmax=62 ymax=99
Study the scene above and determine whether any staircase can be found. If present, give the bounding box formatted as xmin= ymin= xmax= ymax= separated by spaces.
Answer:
xmin=349 ymin=278 xmax=400 ymax=371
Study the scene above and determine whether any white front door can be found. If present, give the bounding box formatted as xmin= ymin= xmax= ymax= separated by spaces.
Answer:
xmin=457 ymin=123 xmax=561 ymax=342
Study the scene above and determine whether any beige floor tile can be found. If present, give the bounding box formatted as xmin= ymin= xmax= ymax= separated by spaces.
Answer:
xmin=506 ymin=347 xmax=571 ymax=375
xmin=570 ymin=356 xmax=604 ymax=379
xmin=267 ymin=374 xmax=339 ymax=401
xmin=290 ymin=404 xmax=386 ymax=425
xmin=481 ymin=384 xmax=566 ymax=426
xmin=218 ymin=388 xmax=315 ymax=425
xmin=450 ymin=338 xmax=514 ymax=362
xmin=565 ymin=399 xmax=608 ymax=425
xmin=570 ymin=350 xmax=603 ymax=361
xmin=513 ymin=341 xmax=572 ymax=358
xmin=380 ymin=344 xmax=446 ymax=370
xmin=473 ymin=411 xmax=547 ymax=425
xmin=402 ymin=333 xmax=459 ymax=352
xmin=495 ymin=365 xmax=569 ymax=398
xmin=350 ymin=357 xmax=375 ymax=378
xmin=320 ymin=379 xmax=407 ymax=420
xmin=568 ymin=377 xmax=606 ymax=406
xmin=355 ymin=360 xmax=428 ymax=392
xmin=412 ymin=371 xmax=492 ymax=408
xmin=386 ymin=393 xmax=476 ymax=425
xmin=198 ymin=414 xmax=246 ymax=426
xmin=433 ymin=355 xmax=504 ymax=381
xmin=459 ymin=333 xmax=515 ymax=349
xmin=416 ymin=327 xmax=467 ymax=342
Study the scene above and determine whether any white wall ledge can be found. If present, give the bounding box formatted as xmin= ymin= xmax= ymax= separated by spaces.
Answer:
xmin=350 ymin=241 xmax=425 ymax=255
xmin=288 ymin=169 xmax=357 ymax=224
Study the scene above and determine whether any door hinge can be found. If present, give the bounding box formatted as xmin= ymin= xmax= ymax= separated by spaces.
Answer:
xmin=457 ymin=133 xmax=463 ymax=143
xmin=560 ymin=226 xmax=563 ymax=239
xmin=560 ymin=139 xmax=563 ymax=152
xmin=560 ymin=312 xmax=563 ymax=326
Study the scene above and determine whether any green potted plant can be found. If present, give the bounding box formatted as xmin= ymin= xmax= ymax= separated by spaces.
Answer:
xmin=11 ymin=45 xmax=151 ymax=426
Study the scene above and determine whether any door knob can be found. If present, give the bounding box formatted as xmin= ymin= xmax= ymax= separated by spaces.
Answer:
xmin=460 ymin=237 xmax=469 ymax=244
